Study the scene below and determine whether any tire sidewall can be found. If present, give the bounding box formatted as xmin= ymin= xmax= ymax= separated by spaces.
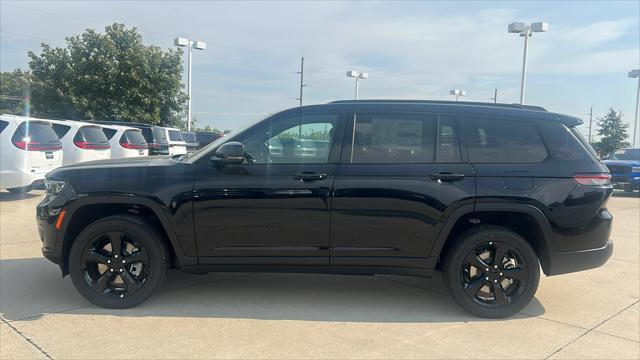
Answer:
xmin=444 ymin=226 xmax=540 ymax=318
xmin=68 ymin=216 xmax=167 ymax=309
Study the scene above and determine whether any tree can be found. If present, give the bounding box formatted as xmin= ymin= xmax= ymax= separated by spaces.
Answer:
xmin=0 ymin=69 xmax=31 ymax=115
xmin=27 ymin=23 xmax=187 ymax=126
xmin=593 ymin=108 xmax=630 ymax=156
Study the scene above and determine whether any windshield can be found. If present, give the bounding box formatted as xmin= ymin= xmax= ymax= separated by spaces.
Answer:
xmin=608 ymin=149 xmax=640 ymax=161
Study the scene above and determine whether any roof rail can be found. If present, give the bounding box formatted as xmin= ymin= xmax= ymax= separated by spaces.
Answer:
xmin=328 ymin=99 xmax=547 ymax=112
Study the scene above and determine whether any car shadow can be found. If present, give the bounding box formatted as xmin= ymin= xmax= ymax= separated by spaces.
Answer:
xmin=611 ymin=190 xmax=640 ymax=198
xmin=0 ymin=257 xmax=545 ymax=323
xmin=0 ymin=190 xmax=40 ymax=202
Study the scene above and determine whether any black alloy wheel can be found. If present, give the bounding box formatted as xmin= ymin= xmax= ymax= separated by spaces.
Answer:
xmin=444 ymin=226 xmax=540 ymax=318
xmin=69 ymin=215 xmax=169 ymax=308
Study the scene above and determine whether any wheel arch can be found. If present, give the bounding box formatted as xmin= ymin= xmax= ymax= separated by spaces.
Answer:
xmin=58 ymin=195 xmax=196 ymax=275
xmin=432 ymin=203 xmax=554 ymax=275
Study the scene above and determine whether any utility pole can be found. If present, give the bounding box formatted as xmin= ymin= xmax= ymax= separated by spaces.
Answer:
xmin=587 ymin=106 xmax=593 ymax=143
xmin=490 ymin=88 xmax=498 ymax=103
xmin=298 ymin=57 xmax=304 ymax=107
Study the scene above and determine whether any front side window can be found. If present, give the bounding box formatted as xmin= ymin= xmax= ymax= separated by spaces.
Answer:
xmin=351 ymin=113 xmax=436 ymax=163
xmin=463 ymin=117 xmax=548 ymax=163
xmin=242 ymin=113 xmax=338 ymax=164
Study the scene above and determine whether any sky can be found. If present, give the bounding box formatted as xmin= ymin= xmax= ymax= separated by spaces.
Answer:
xmin=1 ymin=0 xmax=639 ymax=144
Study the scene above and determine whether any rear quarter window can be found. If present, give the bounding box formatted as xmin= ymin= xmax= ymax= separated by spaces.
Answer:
xmin=0 ymin=120 xmax=8 ymax=134
xmin=537 ymin=122 xmax=589 ymax=160
xmin=51 ymin=124 xmax=71 ymax=138
xmin=463 ymin=117 xmax=548 ymax=163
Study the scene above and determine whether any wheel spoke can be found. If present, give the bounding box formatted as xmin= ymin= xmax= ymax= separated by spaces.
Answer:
xmin=107 ymin=232 xmax=122 ymax=257
xmin=493 ymin=245 xmax=508 ymax=267
xmin=464 ymin=277 xmax=485 ymax=297
xmin=93 ymin=271 xmax=114 ymax=293
xmin=465 ymin=252 xmax=490 ymax=271
xmin=492 ymin=282 xmax=509 ymax=306
xmin=84 ymin=250 xmax=110 ymax=264
xmin=121 ymin=269 xmax=141 ymax=292
xmin=502 ymin=267 xmax=526 ymax=282
xmin=123 ymin=248 xmax=148 ymax=264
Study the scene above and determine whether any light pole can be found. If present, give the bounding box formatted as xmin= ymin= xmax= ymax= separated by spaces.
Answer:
xmin=629 ymin=69 xmax=640 ymax=147
xmin=174 ymin=37 xmax=206 ymax=131
xmin=347 ymin=70 xmax=368 ymax=100
xmin=450 ymin=89 xmax=466 ymax=101
xmin=508 ymin=22 xmax=548 ymax=105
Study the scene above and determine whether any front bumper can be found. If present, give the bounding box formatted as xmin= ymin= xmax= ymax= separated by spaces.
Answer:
xmin=37 ymin=195 xmax=64 ymax=266
xmin=610 ymin=174 xmax=640 ymax=190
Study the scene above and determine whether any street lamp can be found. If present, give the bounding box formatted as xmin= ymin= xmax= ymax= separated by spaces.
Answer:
xmin=174 ymin=37 xmax=207 ymax=131
xmin=450 ymin=89 xmax=466 ymax=101
xmin=347 ymin=70 xmax=368 ymax=100
xmin=508 ymin=21 xmax=549 ymax=105
xmin=629 ymin=69 xmax=640 ymax=147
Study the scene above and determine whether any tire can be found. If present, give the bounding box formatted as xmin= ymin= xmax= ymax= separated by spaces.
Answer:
xmin=7 ymin=186 xmax=31 ymax=194
xmin=443 ymin=225 xmax=540 ymax=318
xmin=68 ymin=215 xmax=169 ymax=308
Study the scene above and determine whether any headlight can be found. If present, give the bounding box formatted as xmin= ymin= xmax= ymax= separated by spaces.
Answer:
xmin=632 ymin=167 xmax=640 ymax=173
xmin=44 ymin=179 xmax=67 ymax=196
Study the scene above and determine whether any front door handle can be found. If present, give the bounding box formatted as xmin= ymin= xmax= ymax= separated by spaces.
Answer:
xmin=293 ymin=172 xmax=328 ymax=182
xmin=430 ymin=173 xmax=465 ymax=182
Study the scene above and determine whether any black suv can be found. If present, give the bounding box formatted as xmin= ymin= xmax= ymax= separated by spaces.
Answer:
xmin=37 ymin=100 xmax=613 ymax=318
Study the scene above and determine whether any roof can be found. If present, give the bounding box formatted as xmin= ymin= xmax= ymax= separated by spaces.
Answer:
xmin=329 ymin=99 xmax=547 ymax=111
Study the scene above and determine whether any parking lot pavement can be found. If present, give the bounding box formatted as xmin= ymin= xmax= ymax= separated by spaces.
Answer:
xmin=1 ymin=191 xmax=638 ymax=359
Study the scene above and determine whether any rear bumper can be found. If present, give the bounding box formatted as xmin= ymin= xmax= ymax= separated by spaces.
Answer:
xmin=546 ymin=240 xmax=613 ymax=276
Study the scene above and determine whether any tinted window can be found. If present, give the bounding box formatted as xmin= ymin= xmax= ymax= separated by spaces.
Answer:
xmin=122 ymin=129 xmax=147 ymax=145
xmin=463 ymin=118 xmax=548 ymax=163
xmin=537 ymin=122 xmax=588 ymax=160
xmin=569 ymin=127 xmax=599 ymax=160
xmin=243 ymin=113 xmax=338 ymax=164
xmin=12 ymin=121 xmax=61 ymax=147
xmin=0 ymin=120 xmax=8 ymax=134
xmin=196 ymin=132 xmax=220 ymax=146
xmin=140 ymin=127 xmax=153 ymax=142
xmin=182 ymin=132 xmax=197 ymax=143
xmin=168 ymin=129 xmax=183 ymax=141
xmin=351 ymin=113 xmax=435 ymax=163
xmin=436 ymin=115 xmax=461 ymax=163
xmin=76 ymin=126 xmax=109 ymax=144
xmin=102 ymin=128 xmax=117 ymax=140
xmin=152 ymin=127 xmax=168 ymax=143
xmin=51 ymin=123 xmax=71 ymax=138
xmin=609 ymin=148 xmax=640 ymax=160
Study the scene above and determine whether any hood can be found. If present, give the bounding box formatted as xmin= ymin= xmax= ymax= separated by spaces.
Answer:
xmin=47 ymin=155 xmax=179 ymax=180
xmin=603 ymin=160 xmax=640 ymax=167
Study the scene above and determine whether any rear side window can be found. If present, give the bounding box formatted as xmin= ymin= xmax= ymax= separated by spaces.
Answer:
xmin=0 ymin=120 xmax=8 ymax=134
xmin=463 ymin=117 xmax=548 ymax=163
xmin=352 ymin=113 xmax=436 ymax=163
xmin=51 ymin=124 xmax=71 ymax=138
xmin=537 ymin=122 xmax=589 ymax=160
xmin=102 ymin=128 xmax=117 ymax=140
xmin=139 ymin=127 xmax=153 ymax=143
xmin=121 ymin=129 xmax=147 ymax=145
xmin=11 ymin=121 xmax=62 ymax=150
xmin=76 ymin=126 xmax=109 ymax=144
xmin=436 ymin=115 xmax=461 ymax=163
xmin=168 ymin=129 xmax=183 ymax=141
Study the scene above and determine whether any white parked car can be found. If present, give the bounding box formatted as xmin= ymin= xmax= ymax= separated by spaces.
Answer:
xmin=100 ymin=124 xmax=149 ymax=158
xmin=48 ymin=119 xmax=111 ymax=165
xmin=164 ymin=127 xmax=187 ymax=155
xmin=0 ymin=114 xmax=64 ymax=193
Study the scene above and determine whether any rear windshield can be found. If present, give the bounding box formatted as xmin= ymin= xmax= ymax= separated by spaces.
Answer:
xmin=168 ymin=129 xmax=183 ymax=141
xmin=608 ymin=148 xmax=640 ymax=160
xmin=122 ymin=129 xmax=147 ymax=145
xmin=152 ymin=127 xmax=168 ymax=144
xmin=196 ymin=132 xmax=219 ymax=145
xmin=76 ymin=125 xmax=109 ymax=144
xmin=182 ymin=132 xmax=197 ymax=143
xmin=12 ymin=121 xmax=62 ymax=147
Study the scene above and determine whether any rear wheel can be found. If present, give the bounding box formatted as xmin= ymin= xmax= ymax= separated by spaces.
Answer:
xmin=68 ymin=215 xmax=169 ymax=308
xmin=444 ymin=226 xmax=540 ymax=318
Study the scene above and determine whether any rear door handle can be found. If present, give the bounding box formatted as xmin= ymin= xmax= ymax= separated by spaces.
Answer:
xmin=430 ymin=173 xmax=465 ymax=182
xmin=293 ymin=172 xmax=328 ymax=182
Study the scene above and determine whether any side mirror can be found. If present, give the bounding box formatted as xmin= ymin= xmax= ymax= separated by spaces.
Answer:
xmin=211 ymin=142 xmax=245 ymax=165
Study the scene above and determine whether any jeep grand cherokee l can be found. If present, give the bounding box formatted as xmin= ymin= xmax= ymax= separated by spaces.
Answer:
xmin=37 ymin=100 xmax=613 ymax=318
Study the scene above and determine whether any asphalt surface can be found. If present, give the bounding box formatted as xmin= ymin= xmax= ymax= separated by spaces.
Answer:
xmin=1 ymin=190 xmax=638 ymax=359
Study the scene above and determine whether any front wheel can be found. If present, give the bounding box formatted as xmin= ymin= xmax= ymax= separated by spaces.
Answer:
xmin=443 ymin=226 xmax=540 ymax=318
xmin=68 ymin=215 xmax=169 ymax=308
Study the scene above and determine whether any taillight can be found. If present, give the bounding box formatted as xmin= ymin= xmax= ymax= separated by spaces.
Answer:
xmin=74 ymin=141 xmax=110 ymax=150
xmin=13 ymin=138 xmax=62 ymax=151
xmin=573 ymin=173 xmax=611 ymax=186
xmin=120 ymin=142 xmax=147 ymax=149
